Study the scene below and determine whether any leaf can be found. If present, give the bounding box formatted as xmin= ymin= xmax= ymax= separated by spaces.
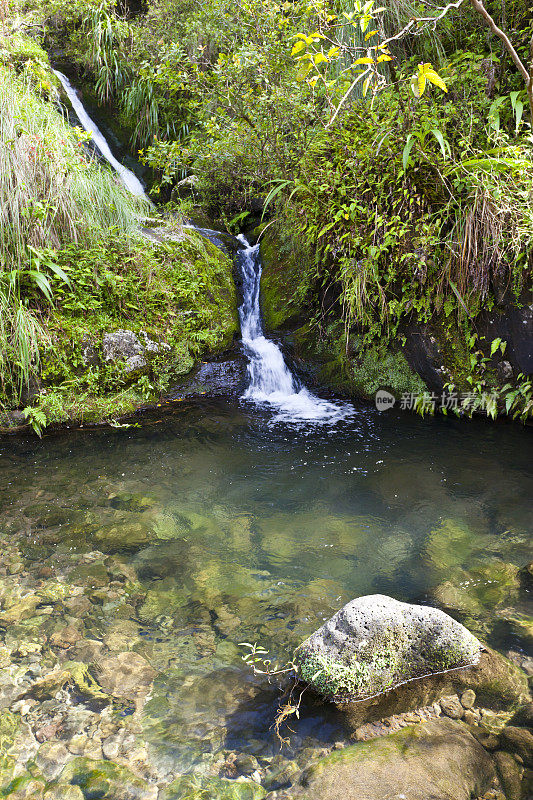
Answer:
xmin=365 ymin=30 xmax=378 ymax=40
xmin=490 ymin=337 xmax=502 ymax=356
xmin=314 ymin=53 xmax=329 ymax=65
xmin=362 ymin=75 xmax=372 ymax=97
xmin=26 ymin=270 xmax=53 ymax=301
xmin=402 ymin=134 xmax=415 ymax=170
xmin=430 ymin=128 xmax=449 ymax=160
xmin=448 ymin=278 xmax=471 ymax=318
xmin=353 ymin=57 xmax=374 ymax=65
xmin=377 ymin=54 xmax=392 ymax=63
xmin=514 ymin=99 xmax=524 ymax=133
xmin=417 ymin=70 xmax=426 ymax=96
xmin=45 ymin=261 xmax=72 ymax=287
xmin=291 ymin=40 xmax=306 ymax=56
xmin=410 ymin=73 xmax=420 ymax=98
xmin=423 ymin=69 xmax=447 ymax=92
xmin=296 ymin=60 xmax=313 ymax=81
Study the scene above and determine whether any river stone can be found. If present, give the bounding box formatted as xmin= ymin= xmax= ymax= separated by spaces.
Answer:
xmin=279 ymin=718 xmax=496 ymax=800
xmin=60 ymin=757 xmax=157 ymax=800
xmin=91 ymin=651 xmax=155 ymax=701
xmin=43 ymin=785 xmax=85 ymax=800
xmin=295 ymin=595 xmax=482 ymax=701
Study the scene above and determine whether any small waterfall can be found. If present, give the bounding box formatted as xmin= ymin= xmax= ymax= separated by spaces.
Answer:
xmin=53 ymin=70 xmax=149 ymax=200
xmin=237 ymin=236 xmax=352 ymax=423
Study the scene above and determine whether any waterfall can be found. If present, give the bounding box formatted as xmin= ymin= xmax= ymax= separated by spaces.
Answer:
xmin=237 ymin=236 xmax=352 ymax=423
xmin=53 ymin=71 xmax=352 ymax=424
xmin=52 ymin=70 xmax=149 ymax=200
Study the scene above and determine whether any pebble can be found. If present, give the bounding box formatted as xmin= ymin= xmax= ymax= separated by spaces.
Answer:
xmin=439 ymin=694 xmax=464 ymax=719
xmin=460 ymin=689 xmax=476 ymax=709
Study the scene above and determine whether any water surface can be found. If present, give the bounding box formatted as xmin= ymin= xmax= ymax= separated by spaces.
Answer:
xmin=0 ymin=402 xmax=531 ymax=777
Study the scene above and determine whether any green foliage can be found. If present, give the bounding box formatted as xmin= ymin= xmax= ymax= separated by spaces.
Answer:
xmin=0 ymin=58 xmax=149 ymax=412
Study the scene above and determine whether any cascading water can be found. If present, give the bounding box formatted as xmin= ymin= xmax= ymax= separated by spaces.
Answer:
xmin=237 ymin=235 xmax=352 ymax=423
xmin=52 ymin=70 xmax=149 ymax=200
xmin=54 ymin=72 xmax=351 ymax=424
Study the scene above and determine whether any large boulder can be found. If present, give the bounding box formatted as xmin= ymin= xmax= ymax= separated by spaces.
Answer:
xmin=294 ymin=595 xmax=528 ymax=730
xmin=278 ymin=718 xmax=496 ymax=800
xmin=295 ymin=595 xmax=481 ymax=701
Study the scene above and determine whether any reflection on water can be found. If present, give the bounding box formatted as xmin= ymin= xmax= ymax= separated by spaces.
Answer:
xmin=0 ymin=401 xmax=531 ymax=776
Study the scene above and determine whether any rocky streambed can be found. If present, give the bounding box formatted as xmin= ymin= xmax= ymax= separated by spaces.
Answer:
xmin=0 ymin=402 xmax=531 ymax=799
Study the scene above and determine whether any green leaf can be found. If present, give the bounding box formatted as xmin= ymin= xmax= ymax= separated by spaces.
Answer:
xmin=402 ymin=134 xmax=415 ymax=170
xmin=430 ymin=128 xmax=449 ymax=160
xmin=490 ymin=337 xmax=502 ymax=356
xmin=26 ymin=270 xmax=53 ymax=301
xmin=448 ymin=279 xmax=471 ymax=318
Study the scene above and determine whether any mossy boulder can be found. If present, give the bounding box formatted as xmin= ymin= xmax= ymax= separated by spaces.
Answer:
xmin=295 ymin=595 xmax=529 ymax=732
xmin=278 ymin=718 xmax=496 ymax=800
xmin=258 ymin=225 xmax=312 ymax=331
xmin=295 ymin=594 xmax=482 ymax=702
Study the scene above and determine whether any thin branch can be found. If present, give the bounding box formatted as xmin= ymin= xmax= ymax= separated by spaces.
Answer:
xmin=470 ymin=0 xmax=529 ymax=83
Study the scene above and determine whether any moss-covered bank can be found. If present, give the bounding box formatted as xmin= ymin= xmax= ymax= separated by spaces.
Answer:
xmin=259 ymin=224 xmax=532 ymax=418
xmin=0 ymin=34 xmax=239 ymax=434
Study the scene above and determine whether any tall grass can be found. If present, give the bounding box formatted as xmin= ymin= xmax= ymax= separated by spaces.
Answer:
xmin=0 ymin=65 xmax=149 ymax=407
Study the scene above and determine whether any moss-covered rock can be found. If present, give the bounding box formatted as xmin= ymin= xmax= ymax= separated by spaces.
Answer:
xmin=278 ymin=718 xmax=496 ymax=800
xmin=159 ymin=775 xmax=266 ymax=800
xmin=258 ymin=224 xmax=313 ymax=331
xmin=60 ymin=757 xmax=157 ymax=800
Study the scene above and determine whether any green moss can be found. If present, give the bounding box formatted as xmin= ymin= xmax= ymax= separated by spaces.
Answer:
xmin=351 ymin=342 xmax=426 ymax=399
xmin=259 ymin=225 xmax=313 ymax=331
xmin=60 ymin=757 xmax=153 ymax=798
xmin=0 ymin=712 xmax=20 ymax=791
xmin=27 ymin=229 xmax=239 ymax=427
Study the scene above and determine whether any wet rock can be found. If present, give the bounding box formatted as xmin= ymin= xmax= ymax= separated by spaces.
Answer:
xmin=36 ymin=740 xmax=71 ymax=779
xmin=60 ymin=757 xmax=157 ymax=800
xmin=67 ymin=733 xmax=103 ymax=760
xmin=43 ymin=784 xmax=85 ymax=800
xmin=463 ymin=708 xmax=482 ymax=725
xmin=49 ymin=626 xmax=81 ymax=650
xmin=510 ymin=701 xmax=533 ymax=729
xmin=493 ymin=751 xmax=524 ymax=800
xmin=3 ymin=777 xmax=46 ymax=799
xmin=282 ymin=718 xmax=495 ymax=800
xmin=103 ymin=619 xmax=142 ymax=652
xmin=500 ymin=726 xmax=533 ymax=767
xmin=92 ymin=652 xmax=155 ymax=701
xmin=175 ymin=357 xmax=246 ymax=399
xmin=91 ymin=522 xmax=151 ymax=554
xmin=439 ymin=694 xmax=464 ymax=719
xmin=461 ymin=689 xmax=476 ymax=709
xmin=295 ymin=595 xmax=482 ymax=702
xmin=160 ymin=775 xmax=266 ymax=799
xmin=68 ymin=639 xmax=105 ymax=663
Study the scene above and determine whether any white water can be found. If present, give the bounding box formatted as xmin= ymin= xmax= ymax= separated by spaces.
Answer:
xmin=237 ymin=235 xmax=352 ymax=423
xmin=53 ymin=69 xmax=149 ymax=200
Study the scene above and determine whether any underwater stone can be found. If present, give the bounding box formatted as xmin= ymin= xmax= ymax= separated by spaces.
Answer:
xmin=295 ymin=594 xmax=482 ymax=701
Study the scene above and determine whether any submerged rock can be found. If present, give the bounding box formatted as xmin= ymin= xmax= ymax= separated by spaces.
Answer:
xmin=279 ymin=718 xmax=496 ymax=800
xmin=60 ymin=757 xmax=157 ymax=800
xmin=295 ymin=594 xmax=482 ymax=702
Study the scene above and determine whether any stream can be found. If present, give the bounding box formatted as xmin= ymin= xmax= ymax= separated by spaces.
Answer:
xmin=3 ymin=71 xmax=530 ymax=793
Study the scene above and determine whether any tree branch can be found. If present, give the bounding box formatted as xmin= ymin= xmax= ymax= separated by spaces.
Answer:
xmin=470 ymin=0 xmax=529 ymax=83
